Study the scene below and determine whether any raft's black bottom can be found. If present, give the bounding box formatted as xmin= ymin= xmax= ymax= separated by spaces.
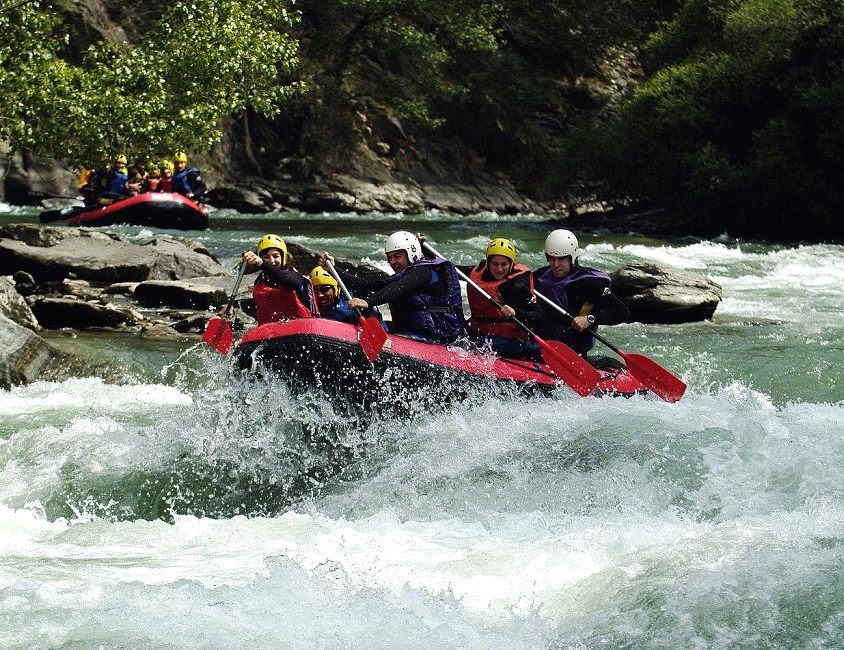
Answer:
xmin=234 ymin=332 xmax=550 ymax=418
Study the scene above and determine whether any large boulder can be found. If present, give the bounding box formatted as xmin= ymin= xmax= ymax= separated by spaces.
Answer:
xmin=29 ymin=296 xmax=138 ymax=329
xmin=0 ymin=150 xmax=77 ymax=205
xmin=0 ymin=313 xmax=89 ymax=389
xmin=611 ymin=261 xmax=722 ymax=324
xmin=0 ymin=276 xmax=39 ymax=330
xmin=0 ymin=224 xmax=228 ymax=283
xmin=133 ymin=279 xmax=230 ymax=310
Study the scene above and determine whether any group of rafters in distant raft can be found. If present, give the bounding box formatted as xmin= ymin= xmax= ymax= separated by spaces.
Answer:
xmin=40 ymin=152 xmax=210 ymax=229
xmin=78 ymin=152 xmax=207 ymax=208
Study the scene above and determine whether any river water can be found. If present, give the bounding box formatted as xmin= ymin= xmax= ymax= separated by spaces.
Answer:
xmin=1 ymin=205 xmax=842 ymax=648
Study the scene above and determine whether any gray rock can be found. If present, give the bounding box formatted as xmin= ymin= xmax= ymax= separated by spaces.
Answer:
xmin=0 ymin=224 xmax=228 ymax=283
xmin=139 ymin=323 xmax=191 ymax=340
xmin=103 ymin=282 xmax=140 ymax=295
xmin=57 ymin=278 xmax=103 ymax=301
xmin=0 ymin=313 xmax=82 ymax=389
xmin=611 ymin=261 xmax=722 ymax=324
xmin=29 ymin=296 xmax=137 ymax=329
xmin=0 ymin=150 xmax=77 ymax=205
xmin=206 ymin=187 xmax=276 ymax=213
xmin=0 ymin=277 xmax=40 ymax=330
xmin=133 ymin=280 xmax=228 ymax=310
xmin=12 ymin=270 xmax=38 ymax=296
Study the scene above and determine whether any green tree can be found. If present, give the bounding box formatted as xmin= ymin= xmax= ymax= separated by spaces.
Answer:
xmin=568 ymin=0 xmax=844 ymax=240
xmin=0 ymin=0 xmax=301 ymax=165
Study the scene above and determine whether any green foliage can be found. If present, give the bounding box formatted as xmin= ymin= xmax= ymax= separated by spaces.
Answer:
xmin=569 ymin=0 xmax=844 ymax=238
xmin=291 ymin=0 xmax=501 ymax=124
xmin=0 ymin=0 xmax=300 ymax=165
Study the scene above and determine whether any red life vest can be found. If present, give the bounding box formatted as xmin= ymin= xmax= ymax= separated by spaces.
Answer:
xmin=253 ymin=274 xmax=317 ymax=324
xmin=158 ymin=177 xmax=173 ymax=193
xmin=467 ymin=262 xmax=533 ymax=340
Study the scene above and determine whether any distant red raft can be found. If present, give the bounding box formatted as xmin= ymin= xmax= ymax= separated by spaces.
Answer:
xmin=233 ymin=318 xmax=648 ymax=409
xmin=39 ymin=192 xmax=209 ymax=230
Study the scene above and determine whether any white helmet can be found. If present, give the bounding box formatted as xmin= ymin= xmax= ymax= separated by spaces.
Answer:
xmin=384 ymin=230 xmax=422 ymax=263
xmin=544 ymin=229 xmax=579 ymax=263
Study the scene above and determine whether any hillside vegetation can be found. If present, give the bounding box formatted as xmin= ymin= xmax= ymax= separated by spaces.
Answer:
xmin=1 ymin=0 xmax=841 ymax=240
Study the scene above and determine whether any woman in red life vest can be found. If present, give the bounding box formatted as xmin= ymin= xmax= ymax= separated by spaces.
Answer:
xmin=157 ymin=160 xmax=174 ymax=193
xmin=242 ymin=234 xmax=318 ymax=324
xmin=457 ymin=237 xmax=543 ymax=359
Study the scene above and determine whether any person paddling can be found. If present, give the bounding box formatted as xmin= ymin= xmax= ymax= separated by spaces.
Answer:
xmin=309 ymin=266 xmax=386 ymax=328
xmin=534 ymin=229 xmax=629 ymax=360
xmin=243 ymin=234 xmax=319 ymax=325
xmin=171 ymin=152 xmax=207 ymax=204
xmin=319 ymin=231 xmax=466 ymax=343
xmin=455 ymin=237 xmax=542 ymax=359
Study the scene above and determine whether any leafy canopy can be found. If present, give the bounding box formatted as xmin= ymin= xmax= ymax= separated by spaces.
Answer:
xmin=0 ymin=0 xmax=300 ymax=165
xmin=569 ymin=0 xmax=844 ymax=237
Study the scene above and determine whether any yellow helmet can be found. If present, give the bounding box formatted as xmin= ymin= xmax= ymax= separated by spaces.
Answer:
xmin=309 ymin=266 xmax=338 ymax=292
xmin=173 ymin=151 xmax=188 ymax=163
xmin=485 ymin=237 xmax=516 ymax=263
xmin=114 ymin=154 xmax=128 ymax=165
xmin=161 ymin=160 xmax=174 ymax=173
xmin=256 ymin=234 xmax=287 ymax=263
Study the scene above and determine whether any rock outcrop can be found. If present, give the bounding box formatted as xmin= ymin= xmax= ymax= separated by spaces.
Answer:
xmin=611 ymin=262 xmax=722 ymax=324
xmin=0 ymin=224 xmax=228 ymax=283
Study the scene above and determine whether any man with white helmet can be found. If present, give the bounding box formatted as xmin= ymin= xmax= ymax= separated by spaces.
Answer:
xmin=319 ymin=231 xmax=465 ymax=343
xmin=534 ymin=229 xmax=629 ymax=357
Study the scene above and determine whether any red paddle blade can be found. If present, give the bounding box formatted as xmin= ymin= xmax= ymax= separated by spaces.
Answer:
xmin=203 ymin=316 xmax=234 ymax=355
xmin=537 ymin=338 xmax=602 ymax=397
xmin=357 ymin=316 xmax=388 ymax=362
xmin=618 ymin=351 xmax=686 ymax=403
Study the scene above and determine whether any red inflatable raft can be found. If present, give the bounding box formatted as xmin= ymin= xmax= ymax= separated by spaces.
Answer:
xmin=39 ymin=192 xmax=209 ymax=230
xmin=233 ymin=319 xmax=648 ymax=412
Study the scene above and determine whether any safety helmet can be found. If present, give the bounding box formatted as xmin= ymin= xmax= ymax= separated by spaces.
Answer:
xmin=384 ymin=230 xmax=422 ymax=263
xmin=161 ymin=160 xmax=174 ymax=173
xmin=114 ymin=154 xmax=128 ymax=165
xmin=544 ymin=229 xmax=579 ymax=263
xmin=256 ymin=234 xmax=287 ymax=264
xmin=173 ymin=152 xmax=188 ymax=163
xmin=309 ymin=266 xmax=338 ymax=292
xmin=485 ymin=237 xmax=516 ymax=264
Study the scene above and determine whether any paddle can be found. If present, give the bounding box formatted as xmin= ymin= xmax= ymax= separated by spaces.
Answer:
xmin=324 ymin=259 xmax=387 ymax=363
xmin=534 ymin=291 xmax=687 ymax=403
xmin=39 ymin=206 xmax=86 ymax=223
xmin=422 ymin=242 xmax=601 ymax=397
xmin=203 ymin=259 xmax=248 ymax=354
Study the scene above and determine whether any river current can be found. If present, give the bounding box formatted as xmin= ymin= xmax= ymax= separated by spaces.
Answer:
xmin=0 ymin=205 xmax=842 ymax=648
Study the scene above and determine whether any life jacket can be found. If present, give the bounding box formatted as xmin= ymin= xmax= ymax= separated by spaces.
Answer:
xmin=320 ymin=296 xmax=359 ymax=325
xmin=253 ymin=274 xmax=318 ymax=324
xmin=77 ymin=169 xmax=92 ymax=190
xmin=388 ymin=256 xmax=465 ymax=341
xmin=467 ymin=262 xmax=533 ymax=340
xmin=100 ymin=168 xmax=128 ymax=198
xmin=142 ymin=177 xmax=161 ymax=193
xmin=535 ymin=265 xmax=611 ymax=354
xmin=158 ymin=177 xmax=173 ymax=193
xmin=172 ymin=166 xmax=199 ymax=194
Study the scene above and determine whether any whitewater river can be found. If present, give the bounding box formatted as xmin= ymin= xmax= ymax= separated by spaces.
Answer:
xmin=0 ymin=206 xmax=842 ymax=648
